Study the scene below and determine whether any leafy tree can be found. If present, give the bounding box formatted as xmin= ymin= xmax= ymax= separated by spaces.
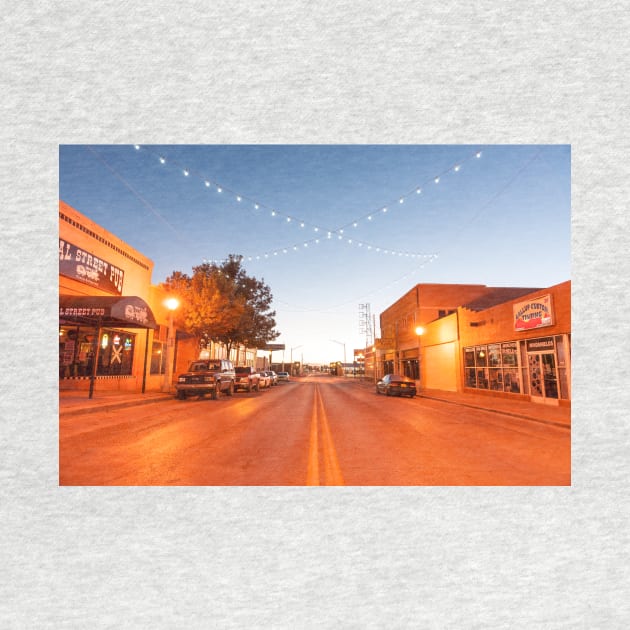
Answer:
xmin=162 ymin=255 xmax=279 ymax=357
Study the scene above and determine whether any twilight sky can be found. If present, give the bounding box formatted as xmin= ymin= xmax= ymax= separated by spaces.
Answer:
xmin=59 ymin=144 xmax=570 ymax=364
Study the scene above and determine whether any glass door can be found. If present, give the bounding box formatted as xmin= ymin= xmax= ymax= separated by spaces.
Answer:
xmin=528 ymin=353 xmax=559 ymax=402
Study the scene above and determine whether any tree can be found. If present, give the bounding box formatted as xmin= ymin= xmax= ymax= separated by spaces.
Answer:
xmin=162 ymin=255 xmax=279 ymax=357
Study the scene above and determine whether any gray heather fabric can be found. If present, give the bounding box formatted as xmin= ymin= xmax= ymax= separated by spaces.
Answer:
xmin=2 ymin=1 xmax=628 ymax=628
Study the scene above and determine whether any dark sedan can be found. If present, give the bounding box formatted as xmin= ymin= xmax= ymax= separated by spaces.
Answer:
xmin=375 ymin=374 xmax=417 ymax=398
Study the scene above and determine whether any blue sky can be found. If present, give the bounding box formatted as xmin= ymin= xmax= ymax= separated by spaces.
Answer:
xmin=59 ymin=145 xmax=570 ymax=365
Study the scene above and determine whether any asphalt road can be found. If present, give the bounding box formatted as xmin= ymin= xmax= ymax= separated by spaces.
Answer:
xmin=59 ymin=375 xmax=571 ymax=485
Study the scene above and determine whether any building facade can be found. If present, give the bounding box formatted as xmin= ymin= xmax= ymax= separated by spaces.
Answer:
xmin=59 ymin=201 xmax=256 ymax=395
xmin=378 ymin=281 xmax=571 ymax=406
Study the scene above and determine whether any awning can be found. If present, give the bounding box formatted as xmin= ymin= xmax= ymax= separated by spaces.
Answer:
xmin=59 ymin=295 xmax=158 ymax=329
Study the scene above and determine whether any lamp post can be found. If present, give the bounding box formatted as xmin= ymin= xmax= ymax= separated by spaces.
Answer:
xmin=415 ymin=325 xmax=424 ymax=390
xmin=162 ymin=297 xmax=179 ymax=393
xmin=330 ymin=339 xmax=346 ymax=376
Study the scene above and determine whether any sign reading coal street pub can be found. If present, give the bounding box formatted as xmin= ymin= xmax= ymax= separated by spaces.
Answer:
xmin=513 ymin=294 xmax=553 ymax=332
xmin=59 ymin=239 xmax=124 ymax=295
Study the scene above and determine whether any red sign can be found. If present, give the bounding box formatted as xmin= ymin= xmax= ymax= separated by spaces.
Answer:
xmin=513 ymin=294 xmax=553 ymax=331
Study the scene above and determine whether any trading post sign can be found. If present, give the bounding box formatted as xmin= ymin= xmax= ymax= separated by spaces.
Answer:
xmin=513 ymin=294 xmax=554 ymax=331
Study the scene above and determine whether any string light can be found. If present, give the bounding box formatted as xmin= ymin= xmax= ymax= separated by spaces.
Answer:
xmin=132 ymin=144 xmax=485 ymax=240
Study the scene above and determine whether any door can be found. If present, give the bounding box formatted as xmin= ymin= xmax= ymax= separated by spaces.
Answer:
xmin=528 ymin=352 xmax=559 ymax=403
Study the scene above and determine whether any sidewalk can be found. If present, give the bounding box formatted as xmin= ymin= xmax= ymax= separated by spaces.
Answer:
xmin=417 ymin=388 xmax=570 ymax=429
xmin=59 ymin=389 xmax=173 ymax=416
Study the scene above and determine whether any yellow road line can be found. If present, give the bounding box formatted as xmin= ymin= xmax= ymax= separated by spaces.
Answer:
xmin=306 ymin=389 xmax=319 ymax=485
xmin=306 ymin=385 xmax=344 ymax=486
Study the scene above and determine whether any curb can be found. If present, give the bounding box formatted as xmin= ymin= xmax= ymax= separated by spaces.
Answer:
xmin=59 ymin=395 xmax=172 ymax=417
xmin=417 ymin=394 xmax=570 ymax=430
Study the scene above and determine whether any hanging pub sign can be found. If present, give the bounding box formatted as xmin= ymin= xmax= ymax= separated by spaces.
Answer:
xmin=59 ymin=238 xmax=125 ymax=295
xmin=513 ymin=294 xmax=554 ymax=331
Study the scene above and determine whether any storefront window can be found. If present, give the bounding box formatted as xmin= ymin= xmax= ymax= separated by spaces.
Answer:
xmin=476 ymin=346 xmax=488 ymax=366
xmin=464 ymin=342 xmax=521 ymax=393
xmin=488 ymin=344 xmax=501 ymax=367
xmin=150 ymin=342 xmax=166 ymax=374
xmin=97 ymin=329 xmax=135 ymax=375
xmin=464 ymin=349 xmax=475 ymax=367
xmin=59 ymin=325 xmax=135 ymax=377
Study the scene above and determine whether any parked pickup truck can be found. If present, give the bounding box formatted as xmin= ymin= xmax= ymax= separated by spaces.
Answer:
xmin=175 ymin=359 xmax=235 ymax=400
xmin=234 ymin=366 xmax=261 ymax=392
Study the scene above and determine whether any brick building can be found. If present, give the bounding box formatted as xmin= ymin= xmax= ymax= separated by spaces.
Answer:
xmin=378 ymin=281 xmax=571 ymax=406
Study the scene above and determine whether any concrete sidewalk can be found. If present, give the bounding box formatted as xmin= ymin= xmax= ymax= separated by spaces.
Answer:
xmin=59 ymin=390 xmax=173 ymax=416
xmin=417 ymin=388 xmax=570 ymax=429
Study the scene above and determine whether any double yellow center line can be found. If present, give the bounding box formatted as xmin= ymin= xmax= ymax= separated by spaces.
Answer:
xmin=306 ymin=385 xmax=344 ymax=486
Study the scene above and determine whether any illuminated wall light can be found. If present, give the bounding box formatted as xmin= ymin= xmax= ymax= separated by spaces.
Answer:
xmin=237 ymin=196 xmax=242 ymax=202
xmin=314 ymin=227 xmax=319 ymax=232
xmin=217 ymin=187 xmax=222 ymax=192
xmin=315 ymin=239 xmax=320 ymax=244
xmin=254 ymin=204 xmax=259 ymax=210
xmin=303 ymin=243 xmax=308 ymax=248
xmin=159 ymin=157 xmax=166 ymax=164
xmin=274 ymin=251 xmax=278 ymax=255
xmin=353 ymin=222 xmax=358 ymax=228
xmin=434 ymin=177 xmax=440 ymax=184
xmin=286 ymin=217 xmax=291 ymax=222
xmin=183 ymin=170 xmax=189 ymax=176
xmin=204 ymin=180 xmax=210 ymax=187
xmin=339 ymin=229 xmax=344 ymax=234
xmin=283 ymin=249 xmax=288 ymax=253
xmin=338 ymin=234 xmax=342 ymax=240
xmin=399 ymin=198 xmax=404 ymax=204
xmin=300 ymin=222 xmax=305 ymax=228
xmin=367 ymin=216 xmax=372 ymax=221
xmin=271 ymin=210 xmax=276 ymax=216
xmin=476 ymin=151 xmax=482 ymax=158
xmin=416 ymin=188 xmax=421 ymax=194
xmin=134 ymin=145 xmax=140 ymax=150
xmin=293 ymin=246 xmax=298 ymax=251
xmin=382 ymin=207 xmax=388 ymax=213
xmin=454 ymin=165 xmax=461 ymax=172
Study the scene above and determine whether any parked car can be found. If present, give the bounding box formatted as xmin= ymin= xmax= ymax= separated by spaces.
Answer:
xmin=276 ymin=371 xmax=290 ymax=382
xmin=258 ymin=371 xmax=271 ymax=389
xmin=234 ymin=366 xmax=261 ymax=392
xmin=175 ymin=359 xmax=235 ymax=400
xmin=266 ymin=370 xmax=278 ymax=386
xmin=375 ymin=374 xmax=416 ymax=398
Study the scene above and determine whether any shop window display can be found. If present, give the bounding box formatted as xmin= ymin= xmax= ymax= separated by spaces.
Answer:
xmin=59 ymin=326 xmax=135 ymax=377
xmin=464 ymin=342 xmax=522 ymax=394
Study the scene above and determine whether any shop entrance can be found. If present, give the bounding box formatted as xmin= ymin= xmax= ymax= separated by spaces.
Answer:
xmin=528 ymin=352 xmax=559 ymax=403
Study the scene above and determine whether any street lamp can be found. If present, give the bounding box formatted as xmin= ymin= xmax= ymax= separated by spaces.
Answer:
xmin=162 ymin=297 xmax=179 ymax=393
xmin=330 ymin=339 xmax=346 ymax=375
